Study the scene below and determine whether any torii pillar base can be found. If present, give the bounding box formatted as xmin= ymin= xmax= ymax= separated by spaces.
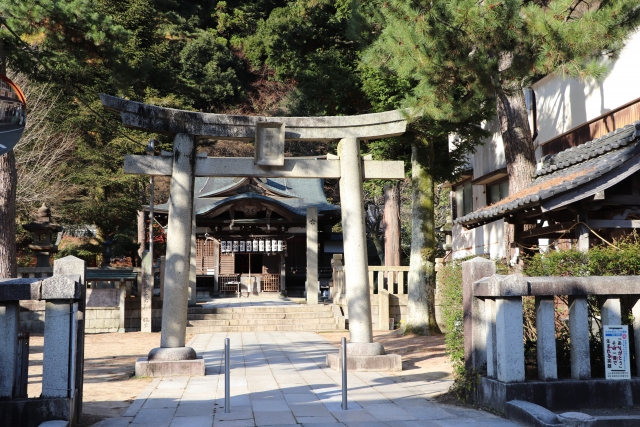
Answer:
xmin=326 ymin=343 xmax=402 ymax=372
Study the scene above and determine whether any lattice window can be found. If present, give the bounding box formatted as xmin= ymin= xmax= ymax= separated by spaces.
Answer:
xmin=261 ymin=274 xmax=280 ymax=292
xmin=219 ymin=275 xmax=240 ymax=292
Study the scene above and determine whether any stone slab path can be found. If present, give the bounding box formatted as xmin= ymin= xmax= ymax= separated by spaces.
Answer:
xmin=96 ymin=332 xmax=522 ymax=427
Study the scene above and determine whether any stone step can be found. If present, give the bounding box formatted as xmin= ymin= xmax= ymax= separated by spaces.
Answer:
xmin=187 ymin=304 xmax=332 ymax=315
xmin=186 ymin=323 xmax=340 ymax=333
xmin=187 ymin=311 xmax=335 ymax=321
xmin=187 ymin=317 xmax=337 ymax=327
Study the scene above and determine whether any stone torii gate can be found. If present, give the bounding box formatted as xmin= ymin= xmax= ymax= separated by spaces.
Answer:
xmin=101 ymin=94 xmax=407 ymax=374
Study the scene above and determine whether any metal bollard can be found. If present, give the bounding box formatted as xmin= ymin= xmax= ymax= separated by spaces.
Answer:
xmin=341 ymin=336 xmax=347 ymax=410
xmin=225 ymin=338 xmax=230 ymax=413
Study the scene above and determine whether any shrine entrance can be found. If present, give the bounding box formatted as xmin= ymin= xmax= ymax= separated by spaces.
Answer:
xmin=101 ymin=93 xmax=408 ymax=373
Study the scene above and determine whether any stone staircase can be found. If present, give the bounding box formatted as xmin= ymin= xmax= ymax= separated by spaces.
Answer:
xmin=186 ymin=303 xmax=342 ymax=333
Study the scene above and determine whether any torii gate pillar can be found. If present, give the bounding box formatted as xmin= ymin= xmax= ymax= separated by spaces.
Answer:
xmin=339 ymin=138 xmax=374 ymax=344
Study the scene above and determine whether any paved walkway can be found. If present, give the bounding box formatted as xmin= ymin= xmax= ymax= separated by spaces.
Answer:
xmin=97 ymin=332 xmax=521 ymax=427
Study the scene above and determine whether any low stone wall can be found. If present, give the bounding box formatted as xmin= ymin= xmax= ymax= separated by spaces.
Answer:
xmin=336 ymin=292 xmax=446 ymax=332
xmin=370 ymin=294 xmax=408 ymax=330
xmin=19 ymin=296 xmax=163 ymax=333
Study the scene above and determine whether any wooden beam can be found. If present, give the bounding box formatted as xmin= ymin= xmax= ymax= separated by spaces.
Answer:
xmin=597 ymin=195 xmax=640 ymax=205
xmin=587 ymin=219 xmax=640 ymax=229
xmin=521 ymin=221 xmax=576 ymax=238
xmin=124 ymin=155 xmax=405 ymax=179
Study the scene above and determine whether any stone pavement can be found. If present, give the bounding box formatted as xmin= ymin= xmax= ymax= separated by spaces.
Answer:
xmin=96 ymin=332 xmax=522 ymax=427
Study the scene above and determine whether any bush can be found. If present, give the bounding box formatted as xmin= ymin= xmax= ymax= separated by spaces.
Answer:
xmin=438 ymin=259 xmax=479 ymax=400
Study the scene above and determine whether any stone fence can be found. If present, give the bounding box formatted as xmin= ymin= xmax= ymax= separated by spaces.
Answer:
xmin=463 ymin=257 xmax=640 ymax=414
xmin=0 ymin=256 xmax=86 ymax=427
xmin=16 ymin=259 xmax=165 ymax=334
xmin=331 ymin=254 xmax=410 ymax=330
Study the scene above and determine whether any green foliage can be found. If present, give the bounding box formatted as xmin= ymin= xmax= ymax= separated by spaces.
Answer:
xmin=179 ymin=31 xmax=243 ymax=108
xmin=363 ymin=0 xmax=640 ymax=122
xmin=523 ymin=236 xmax=640 ymax=277
xmin=438 ymin=259 xmax=479 ymax=400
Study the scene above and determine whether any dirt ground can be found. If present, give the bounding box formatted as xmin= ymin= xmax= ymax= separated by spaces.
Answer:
xmin=28 ymin=330 xmax=452 ymax=426
xmin=28 ymin=332 xmax=193 ymax=427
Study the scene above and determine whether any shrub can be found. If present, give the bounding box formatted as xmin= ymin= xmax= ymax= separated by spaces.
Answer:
xmin=438 ymin=259 xmax=479 ymax=400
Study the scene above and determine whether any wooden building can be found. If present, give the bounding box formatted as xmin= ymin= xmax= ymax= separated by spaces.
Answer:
xmin=153 ymin=177 xmax=341 ymax=297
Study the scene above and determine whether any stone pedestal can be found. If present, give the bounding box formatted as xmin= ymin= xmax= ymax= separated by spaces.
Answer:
xmin=326 ymin=342 xmax=402 ymax=372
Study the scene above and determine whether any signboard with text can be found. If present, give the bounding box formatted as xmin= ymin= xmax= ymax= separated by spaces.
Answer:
xmin=604 ymin=325 xmax=631 ymax=380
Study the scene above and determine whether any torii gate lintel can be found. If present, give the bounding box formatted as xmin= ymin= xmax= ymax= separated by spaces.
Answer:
xmin=102 ymin=95 xmax=407 ymax=373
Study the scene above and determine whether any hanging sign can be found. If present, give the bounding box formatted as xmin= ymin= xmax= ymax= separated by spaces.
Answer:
xmin=259 ymin=239 xmax=265 ymax=252
xmin=246 ymin=240 xmax=252 ymax=252
xmin=239 ymin=241 xmax=245 ymax=252
xmin=265 ymin=240 xmax=271 ymax=252
xmin=604 ymin=325 xmax=631 ymax=380
xmin=0 ymin=74 xmax=27 ymax=157
xmin=233 ymin=241 xmax=238 ymax=252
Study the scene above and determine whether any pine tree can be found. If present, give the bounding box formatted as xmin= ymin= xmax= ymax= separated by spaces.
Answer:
xmin=364 ymin=0 xmax=640 ymax=261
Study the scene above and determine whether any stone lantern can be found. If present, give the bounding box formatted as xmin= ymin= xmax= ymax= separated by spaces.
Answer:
xmin=22 ymin=203 xmax=63 ymax=268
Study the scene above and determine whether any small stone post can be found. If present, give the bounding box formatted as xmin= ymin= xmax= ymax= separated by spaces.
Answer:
xmin=306 ymin=207 xmax=319 ymax=305
xmin=118 ymin=281 xmax=126 ymax=333
xmin=339 ymin=137 xmax=374 ymax=346
xmin=569 ymin=296 xmax=591 ymax=379
xmin=152 ymin=133 xmax=197 ymax=361
xmin=495 ymin=297 xmax=525 ymax=383
xmin=140 ymin=251 xmax=152 ymax=333
xmin=462 ymin=257 xmax=495 ymax=370
xmin=536 ymin=296 xmax=558 ymax=380
xmin=0 ymin=302 xmax=19 ymax=398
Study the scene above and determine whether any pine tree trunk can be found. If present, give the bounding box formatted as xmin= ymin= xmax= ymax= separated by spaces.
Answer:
xmin=407 ymin=140 xmax=441 ymax=335
xmin=496 ymin=83 xmax=536 ymax=260
xmin=0 ymin=150 xmax=17 ymax=278
xmin=382 ymin=182 xmax=401 ymax=266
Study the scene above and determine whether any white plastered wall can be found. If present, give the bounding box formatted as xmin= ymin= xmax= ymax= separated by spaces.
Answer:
xmin=533 ymin=30 xmax=640 ymax=155
xmin=451 ymin=30 xmax=640 ymax=260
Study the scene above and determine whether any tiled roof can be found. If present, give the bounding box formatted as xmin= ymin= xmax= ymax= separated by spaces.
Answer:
xmin=154 ymin=178 xmax=338 ymax=217
xmin=455 ymin=121 xmax=640 ymax=228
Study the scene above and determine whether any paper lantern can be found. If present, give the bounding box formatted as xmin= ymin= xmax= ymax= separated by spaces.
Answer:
xmin=259 ymin=239 xmax=265 ymax=252
xmin=246 ymin=240 xmax=252 ymax=252
xmin=253 ymin=240 xmax=259 ymax=251
xmin=265 ymin=239 xmax=271 ymax=252
xmin=272 ymin=240 xmax=277 ymax=252
xmin=233 ymin=241 xmax=238 ymax=252
xmin=277 ymin=240 xmax=283 ymax=252
xmin=239 ymin=241 xmax=245 ymax=252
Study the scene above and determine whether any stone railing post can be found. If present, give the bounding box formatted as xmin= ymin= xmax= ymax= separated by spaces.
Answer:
xmin=43 ymin=255 xmax=86 ymax=415
xmin=484 ymin=298 xmax=497 ymax=378
xmin=495 ymin=297 xmax=525 ymax=383
xmin=462 ymin=257 xmax=495 ymax=370
xmin=569 ymin=296 xmax=591 ymax=379
xmin=600 ymin=296 xmax=622 ymax=325
xmin=536 ymin=296 xmax=558 ymax=380
xmin=0 ymin=301 xmax=20 ymax=398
